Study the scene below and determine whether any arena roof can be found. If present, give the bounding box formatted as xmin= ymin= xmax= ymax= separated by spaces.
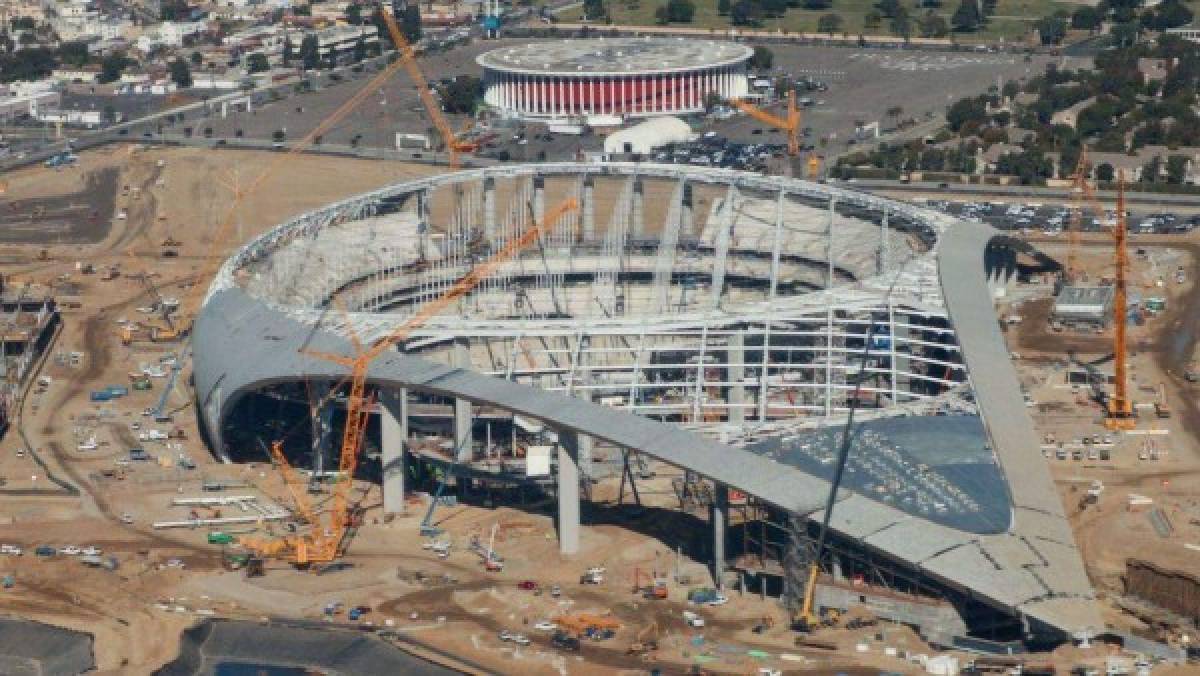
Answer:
xmin=476 ymin=38 xmax=753 ymax=77
xmin=193 ymin=163 xmax=1101 ymax=641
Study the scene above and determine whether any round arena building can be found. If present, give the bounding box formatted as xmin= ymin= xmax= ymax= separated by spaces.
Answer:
xmin=477 ymin=38 xmax=752 ymax=119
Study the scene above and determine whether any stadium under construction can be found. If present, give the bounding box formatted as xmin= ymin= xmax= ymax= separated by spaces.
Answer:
xmin=192 ymin=162 xmax=1098 ymax=647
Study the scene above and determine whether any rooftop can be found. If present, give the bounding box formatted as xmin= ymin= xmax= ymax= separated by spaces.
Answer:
xmin=476 ymin=38 xmax=753 ymax=76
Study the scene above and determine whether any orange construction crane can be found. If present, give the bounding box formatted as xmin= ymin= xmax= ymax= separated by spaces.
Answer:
xmin=731 ymin=90 xmax=801 ymax=157
xmin=241 ymin=198 xmax=580 ymax=567
xmin=1105 ymin=172 xmax=1135 ymax=430
xmin=376 ymin=5 xmax=477 ymax=166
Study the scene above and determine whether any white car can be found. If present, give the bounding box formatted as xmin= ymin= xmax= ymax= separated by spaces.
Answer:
xmin=534 ymin=620 xmax=557 ymax=631
xmin=60 ymin=545 xmax=82 ymax=555
xmin=78 ymin=438 xmax=98 ymax=451
xmin=120 ymin=513 xmax=134 ymax=524
xmin=512 ymin=634 xmax=531 ymax=646
xmin=0 ymin=544 xmax=22 ymax=556
xmin=81 ymin=546 xmax=102 ymax=556
xmin=707 ymin=594 xmax=729 ymax=606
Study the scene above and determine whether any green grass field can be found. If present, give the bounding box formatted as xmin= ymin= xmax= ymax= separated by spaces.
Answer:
xmin=557 ymin=0 xmax=1081 ymax=43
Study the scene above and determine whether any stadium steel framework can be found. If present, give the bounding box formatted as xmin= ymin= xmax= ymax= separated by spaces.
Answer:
xmin=193 ymin=162 xmax=1100 ymax=645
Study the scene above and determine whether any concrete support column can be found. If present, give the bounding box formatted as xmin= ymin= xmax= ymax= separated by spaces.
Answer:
xmin=727 ymin=332 xmax=746 ymax=423
xmin=417 ymin=188 xmax=432 ymax=260
xmin=631 ymin=177 xmax=645 ymax=238
xmin=582 ymin=176 xmax=595 ymax=242
xmin=681 ymin=182 xmax=694 ymax=237
xmin=533 ymin=176 xmax=546 ymax=226
xmin=712 ymin=483 xmax=728 ymax=588
xmin=451 ymin=338 xmax=473 ymax=463
xmin=483 ymin=176 xmax=497 ymax=245
xmin=557 ymin=433 xmax=581 ymax=556
xmin=309 ymin=382 xmax=333 ymax=476
xmin=380 ymin=388 xmax=408 ymax=514
xmin=879 ymin=207 xmax=889 ymax=276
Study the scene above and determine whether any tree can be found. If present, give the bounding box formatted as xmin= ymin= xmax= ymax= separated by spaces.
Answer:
xmin=864 ymin=9 xmax=883 ymax=28
xmin=1110 ymin=21 xmax=1139 ymax=48
xmin=665 ymin=0 xmax=696 ymax=21
xmin=818 ymin=12 xmax=843 ymax=34
xmin=282 ymin=37 xmax=295 ymax=66
xmin=1036 ymin=15 xmax=1067 ymax=45
xmin=919 ymin=10 xmax=948 ymax=36
xmin=731 ymin=0 xmax=759 ymax=24
xmin=169 ymin=57 xmax=192 ymax=88
xmin=1095 ymin=162 xmax=1114 ymax=182
xmin=102 ymin=104 xmax=117 ymax=124
xmin=761 ymin=0 xmax=789 ymax=16
xmin=1070 ymin=5 xmax=1102 ymax=30
xmin=1165 ymin=155 xmax=1189 ymax=184
xmin=889 ymin=7 xmax=912 ymax=36
xmin=717 ymin=0 xmax=731 ymax=14
xmin=346 ymin=3 xmax=363 ymax=24
xmin=57 ymin=40 xmax=89 ymax=67
xmin=353 ymin=37 xmax=367 ymax=62
xmin=98 ymin=51 xmax=130 ymax=83
xmin=749 ymin=45 xmax=773 ymax=70
xmin=951 ymin=0 xmax=980 ymax=31
xmin=402 ymin=4 xmax=423 ymax=41
xmin=802 ymin=0 xmax=833 ymax=8
xmin=1143 ymin=0 xmax=1193 ymax=31
xmin=946 ymin=95 xmax=988 ymax=132
xmin=440 ymin=75 xmax=480 ymax=113
xmin=300 ymin=34 xmax=320 ymax=70
xmin=583 ymin=0 xmax=607 ymax=19
xmin=247 ymin=52 xmax=270 ymax=73
xmin=655 ymin=5 xmax=670 ymax=22
xmin=877 ymin=0 xmax=902 ymax=17
xmin=190 ymin=50 xmax=203 ymax=66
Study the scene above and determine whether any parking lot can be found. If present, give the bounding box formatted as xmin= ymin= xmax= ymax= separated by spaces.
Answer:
xmin=922 ymin=199 xmax=1200 ymax=236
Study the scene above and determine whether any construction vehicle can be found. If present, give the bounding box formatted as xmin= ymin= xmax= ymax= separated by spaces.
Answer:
xmin=794 ymin=326 xmax=881 ymax=632
xmin=241 ymin=200 xmax=579 ymax=568
xmin=1155 ymin=382 xmax=1170 ymax=418
xmin=628 ymin=620 xmax=660 ymax=655
xmin=1105 ymin=174 xmax=1135 ymax=431
xmin=418 ymin=467 xmax=454 ymax=537
xmin=731 ymin=89 xmax=801 ymax=157
xmin=375 ymin=4 xmax=478 ymax=166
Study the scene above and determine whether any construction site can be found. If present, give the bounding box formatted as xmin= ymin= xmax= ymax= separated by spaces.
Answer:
xmin=4 ymin=14 xmax=1200 ymax=676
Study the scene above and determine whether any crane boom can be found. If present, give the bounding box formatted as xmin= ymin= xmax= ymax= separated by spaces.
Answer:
xmin=376 ymin=5 xmax=477 ymax=166
xmin=245 ymin=198 xmax=581 ymax=567
xmin=267 ymin=440 xmax=318 ymax=526
xmin=1106 ymin=172 xmax=1135 ymax=430
xmin=731 ymin=90 xmax=800 ymax=157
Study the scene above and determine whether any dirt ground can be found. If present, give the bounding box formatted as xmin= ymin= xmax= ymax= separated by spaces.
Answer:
xmin=0 ymin=146 xmax=925 ymax=675
xmin=1006 ymin=232 xmax=1200 ymax=646
xmin=0 ymin=145 xmax=1187 ymax=674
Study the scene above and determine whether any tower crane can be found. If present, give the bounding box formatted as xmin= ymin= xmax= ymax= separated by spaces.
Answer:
xmin=1105 ymin=172 xmax=1135 ymax=430
xmin=240 ymin=198 xmax=580 ymax=567
xmin=376 ymin=4 xmax=478 ymax=167
xmin=731 ymin=89 xmax=801 ymax=158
